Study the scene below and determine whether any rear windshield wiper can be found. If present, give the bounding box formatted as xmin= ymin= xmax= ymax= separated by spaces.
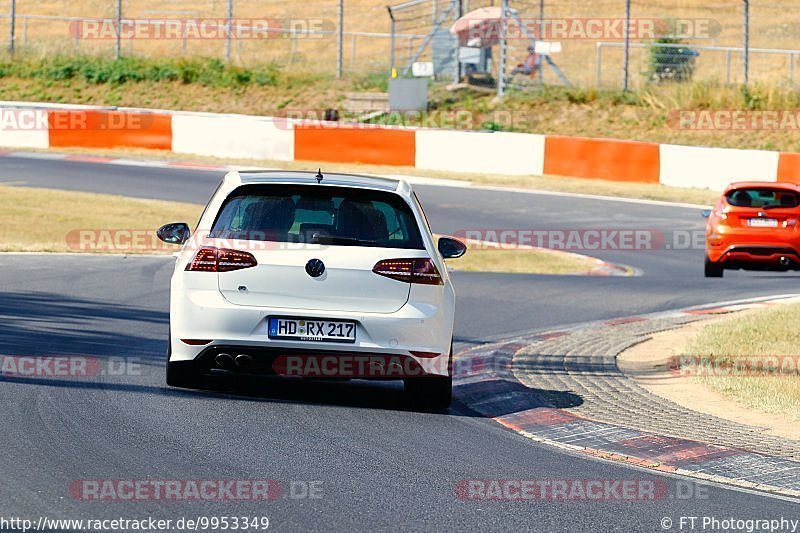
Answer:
xmin=761 ymin=203 xmax=795 ymax=210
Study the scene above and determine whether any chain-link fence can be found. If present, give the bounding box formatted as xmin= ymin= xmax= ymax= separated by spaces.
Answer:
xmin=1 ymin=0 xmax=799 ymax=90
xmin=0 ymin=0 xmax=393 ymax=76
xmin=593 ymin=0 xmax=800 ymax=90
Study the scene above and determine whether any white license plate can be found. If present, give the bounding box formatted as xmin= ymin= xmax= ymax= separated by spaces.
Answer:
xmin=268 ymin=317 xmax=356 ymax=343
xmin=747 ymin=218 xmax=778 ymax=227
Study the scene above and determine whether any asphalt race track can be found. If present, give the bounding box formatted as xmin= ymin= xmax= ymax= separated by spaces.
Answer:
xmin=1 ymin=154 xmax=799 ymax=531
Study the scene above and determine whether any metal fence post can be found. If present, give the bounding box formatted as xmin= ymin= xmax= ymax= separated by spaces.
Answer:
xmin=725 ymin=49 xmax=731 ymax=84
xmin=225 ymin=0 xmax=233 ymax=63
xmin=622 ymin=0 xmax=631 ymax=91
xmin=497 ymin=0 xmax=508 ymax=97
xmin=337 ymin=0 xmax=344 ymax=78
xmin=9 ymin=0 xmax=15 ymax=55
xmin=387 ymin=7 xmax=396 ymax=76
xmin=351 ymin=34 xmax=357 ymax=69
xmin=115 ymin=0 xmax=121 ymax=59
xmin=596 ymin=43 xmax=603 ymax=86
xmin=743 ymin=0 xmax=749 ymax=85
xmin=453 ymin=0 xmax=462 ymax=85
xmin=538 ymin=0 xmax=544 ymax=83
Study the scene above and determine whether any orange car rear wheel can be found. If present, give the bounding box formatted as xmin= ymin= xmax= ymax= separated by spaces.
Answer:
xmin=704 ymin=254 xmax=724 ymax=278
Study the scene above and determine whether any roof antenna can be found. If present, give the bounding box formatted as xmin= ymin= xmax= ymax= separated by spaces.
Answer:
xmin=315 ymin=169 xmax=324 ymax=184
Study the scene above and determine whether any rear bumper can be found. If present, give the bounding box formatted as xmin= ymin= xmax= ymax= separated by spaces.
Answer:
xmin=186 ymin=345 xmax=449 ymax=379
xmin=707 ymin=244 xmax=800 ymax=270
xmin=168 ymin=285 xmax=455 ymax=377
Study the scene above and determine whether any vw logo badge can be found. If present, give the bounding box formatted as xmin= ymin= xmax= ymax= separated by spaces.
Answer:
xmin=305 ymin=258 xmax=325 ymax=278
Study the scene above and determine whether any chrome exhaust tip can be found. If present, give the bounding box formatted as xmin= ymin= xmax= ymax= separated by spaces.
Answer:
xmin=780 ymin=256 xmax=791 ymax=266
xmin=234 ymin=354 xmax=254 ymax=368
xmin=215 ymin=353 xmax=233 ymax=369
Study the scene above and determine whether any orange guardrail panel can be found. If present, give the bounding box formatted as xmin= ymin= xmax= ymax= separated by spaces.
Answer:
xmin=777 ymin=152 xmax=800 ymax=184
xmin=544 ymin=135 xmax=660 ymax=183
xmin=48 ymin=110 xmax=172 ymax=150
xmin=294 ymin=124 xmax=415 ymax=167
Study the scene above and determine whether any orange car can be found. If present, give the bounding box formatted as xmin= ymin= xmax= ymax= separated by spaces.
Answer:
xmin=705 ymin=182 xmax=800 ymax=277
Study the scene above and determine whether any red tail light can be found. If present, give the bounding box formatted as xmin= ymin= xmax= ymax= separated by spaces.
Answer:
xmin=372 ymin=258 xmax=443 ymax=285
xmin=186 ymin=247 xmax=258 ymax=272
xmin=409 ymin=351 xmax=441 ymax=358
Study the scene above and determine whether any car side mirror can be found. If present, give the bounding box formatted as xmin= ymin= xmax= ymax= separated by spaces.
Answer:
xmin=157 ymin=222 xmax=191 ymax=245
xmin=438 ymin=236 xmax=467 ymax=259
xmin=701 ymin=209 xmax=712 ymax=218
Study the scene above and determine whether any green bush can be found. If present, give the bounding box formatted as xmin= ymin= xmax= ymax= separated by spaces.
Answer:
xmin=0 ymin=55 xmax=280 ymax=88
xmin=352 ymin=72 xmax=389 ymax=92
xmin=647 ymin=36 xmax=698 ymax=83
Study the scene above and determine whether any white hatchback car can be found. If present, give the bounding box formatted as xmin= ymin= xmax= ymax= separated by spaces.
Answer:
xmin=157 ymin=170 xmax=466 ymax=408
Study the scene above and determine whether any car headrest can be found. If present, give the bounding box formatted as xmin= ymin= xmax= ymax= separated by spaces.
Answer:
xmin=337 ymin=200 xmax=389 ymax=242
xmin=243 ymin=197 xmax=296 ymax=235
xmin=731 ymin=190 xmax=752 ymax=207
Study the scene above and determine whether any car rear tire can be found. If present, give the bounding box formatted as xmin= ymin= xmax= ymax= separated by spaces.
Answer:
xmin=165 ymin=330 xmax=203 ymax=389
xmin=166 ymin=360 xmax=203 ymax=389
xmin=405 ymin=344 xmax=453 ymax=409
xmin=704 ymin=255 xmax=724 ymax=278
xmin=405 ymin=375 xmax=452 ymax=409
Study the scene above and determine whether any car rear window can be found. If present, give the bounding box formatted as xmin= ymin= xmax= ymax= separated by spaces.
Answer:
xmin=210 ymin=185 xmax=424 ymax=249
xmin=725 ymin=188 xmax=800 ymax=208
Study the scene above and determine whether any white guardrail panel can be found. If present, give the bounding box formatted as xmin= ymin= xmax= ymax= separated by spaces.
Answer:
xmin=0 ymin=104 xmax=50 ymax=149
xmin=659 ymin=144 xmax=779 ymax=191
xmin=171 ymin=112 xmax=294 ymax=162
xmin=415 ymin=129 xmax=545 ymax=176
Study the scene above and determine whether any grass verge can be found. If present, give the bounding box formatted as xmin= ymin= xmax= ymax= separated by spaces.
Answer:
xmin=0 ymin=184 xmax=598 ymax=274
xmin=682 ymin=303 xmax=800 ymax=421
xmin=0 ymin=184 xmax=202 ymax=252
xmin=448 ymin=246 xmax=598 ymax=275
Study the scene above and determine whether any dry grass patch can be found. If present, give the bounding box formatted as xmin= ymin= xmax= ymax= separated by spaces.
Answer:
xmin=0 ymin=184 xmax=202 ymax=253
xmin=449 ymin=246 xmax=598 ymax=275
xmin=682 ymin=303 xmax=800 ymax=421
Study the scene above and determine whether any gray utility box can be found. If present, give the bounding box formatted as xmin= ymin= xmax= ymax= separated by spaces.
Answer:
xmin=389 ymin=78 xmax=428 ymax=112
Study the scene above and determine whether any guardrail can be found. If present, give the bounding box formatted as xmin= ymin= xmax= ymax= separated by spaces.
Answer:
xmin=3 ymin=100 xmax=800 ymax=190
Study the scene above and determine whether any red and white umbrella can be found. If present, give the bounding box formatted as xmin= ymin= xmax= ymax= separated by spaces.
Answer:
xmin=449 ymin=6 xmax=506 ymax=48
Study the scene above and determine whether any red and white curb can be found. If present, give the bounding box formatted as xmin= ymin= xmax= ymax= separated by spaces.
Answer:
xmin=453 ymin=295 xmax=800 ymax=499
xmin=455 ymin=237 xmax=638 ymax=277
